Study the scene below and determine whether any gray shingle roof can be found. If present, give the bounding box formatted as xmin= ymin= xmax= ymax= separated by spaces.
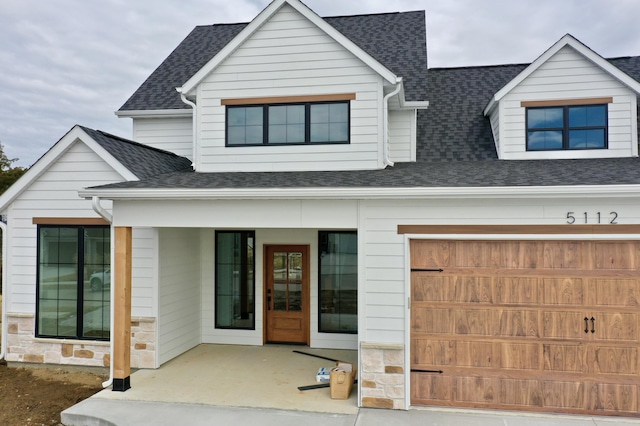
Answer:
xmin=118 ymin=10 xmax=427 ymax=111
xmin=91 ymin=156 xmax=640 ymax=190
xmin=80 ymin=127 xmax=192 ymax=179
xmin=98 ymin=54 xmax=640 ymax=191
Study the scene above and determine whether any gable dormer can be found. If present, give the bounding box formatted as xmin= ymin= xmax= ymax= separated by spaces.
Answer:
xmin=173 ymin=0 xmax=427 ymax=173
xmin=484 ymin=34 xmax=640 ymax=160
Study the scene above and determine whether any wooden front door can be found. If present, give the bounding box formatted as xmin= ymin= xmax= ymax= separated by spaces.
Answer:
xmin=265 ymin=245 xmax=310 ymax=344
xmin=410 ymin=239 xmax=640 ymax=417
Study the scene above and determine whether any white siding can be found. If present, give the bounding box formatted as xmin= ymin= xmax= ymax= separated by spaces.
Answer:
xmin=388 ymin=110 xmax=416 ymax=163
xmin=195 ymin=4 xmax=384 ymax=172
xmin=131 ymin=227 xmax=157 ymax=318
xmin=132 ymin=117 xmax=193 ymax=160
xmin=360 ymin=197 xmax=640 ymax=344
xmin=6 ymin=142 xmax=121 ymax=313
xmin=496 ymin=46 xmax=638 ymax=160
xmin=489 ymin=108 xmax=500 ymax=153
xmin=158 ymin=228 xmax=201 ymax=365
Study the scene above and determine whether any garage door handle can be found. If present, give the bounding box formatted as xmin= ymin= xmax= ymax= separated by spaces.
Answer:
xmin=584 ymin=317 xmax=589 ymax=334
xmin=590 ymin=317 xmax=595 ymax=333
xmin=410 ymin=268 xmax=444 ymax=272
xmin=411 ymin=369 xmax=444 ymax=374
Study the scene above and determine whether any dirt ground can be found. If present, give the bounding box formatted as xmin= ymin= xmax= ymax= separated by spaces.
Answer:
xmin=0 ymin=295 xmax=107 ymax=425
xmin=0 ymin=362 xmax=106 ymax=425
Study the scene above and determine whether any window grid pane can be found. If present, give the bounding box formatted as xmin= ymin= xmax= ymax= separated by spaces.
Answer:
xmin=228 ymin=107 xmax=263 ymax=145
xmin=268 ymin=105 xmax=305 ymax=144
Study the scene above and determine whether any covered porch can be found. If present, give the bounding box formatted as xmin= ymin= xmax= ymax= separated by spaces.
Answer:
xmin=96 ymin=344 xmax=358 ymax=414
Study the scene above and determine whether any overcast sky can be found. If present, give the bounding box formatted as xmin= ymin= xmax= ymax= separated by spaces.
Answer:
xmin=2 ymin=0 xmax=640 ymax=167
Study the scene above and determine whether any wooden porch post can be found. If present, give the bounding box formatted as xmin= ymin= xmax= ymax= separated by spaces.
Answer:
xmin=113 ymin=226 xmax=132 ymax=391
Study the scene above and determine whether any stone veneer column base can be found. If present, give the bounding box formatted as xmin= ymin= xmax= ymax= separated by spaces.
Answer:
xmin=360 ymin=342 xmax=406 ymax=410
xmin=5 ymin=313 xmax=157 ymax=370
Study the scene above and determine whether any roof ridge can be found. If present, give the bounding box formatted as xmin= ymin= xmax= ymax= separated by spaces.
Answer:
xmin=324 ymin=10 xmax=421 ymax=19
xmin=429 ymin=54 xmax=640 ymax=72
xmin=194 ymin=10 xmax=423 ymax=29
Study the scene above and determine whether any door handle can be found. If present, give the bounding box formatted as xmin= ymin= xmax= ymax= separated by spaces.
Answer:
xmin=590 ymin=317 xmax=595 ymax=333
xmin=267 ymin=296 xmax=271 ymax=311
xmin=584 ymin=317 xmax=589 ymax=334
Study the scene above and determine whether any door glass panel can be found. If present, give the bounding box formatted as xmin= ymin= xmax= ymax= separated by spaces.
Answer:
xmin=274 ymin=283 xmax=287 ymax=311
xmin=273 ymin=252 xmax=287 ymax=281
xmin=289 ymin=252 xmax=302 ymax=281
xmin=289 ymin=283 xmax=302 ymax=311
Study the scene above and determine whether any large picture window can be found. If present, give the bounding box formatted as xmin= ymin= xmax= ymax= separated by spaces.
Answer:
xmin=526 ymin=104 xmax=607 ymax=151
xmin=226 ymin=101 xmax=350 ymax=146
xmin=318 ymin=231 xmax=357 ymax=333
xmin=215 ymin=231 xmax=255 ymax=329
xmin=36 ymin=226 xmax=110 ymax=340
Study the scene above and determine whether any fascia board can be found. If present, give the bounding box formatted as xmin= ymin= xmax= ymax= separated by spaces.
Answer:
xmin=179 ymin=0 xmax=397 ymax=95
xmin=115 ymin=109 xmax=192 ymax=118
xmin=78 ymin=184 xmax=640 ymax=201
xmin=0 ymin=126 xmax=133 ymax=211
xmin=486 ymin=34 xmax=640 ymax=114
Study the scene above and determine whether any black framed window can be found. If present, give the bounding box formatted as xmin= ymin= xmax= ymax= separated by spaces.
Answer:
xmin=318 ymin=231 xmax=357 ymax=334
xmin=226 ymin=101 xmax=350 ymax=146
xmin=526 ymin=104 xmax=607 ymax=150
xmin=215 ymin=231 xmax=255 ymax=329
xmin=36 ymin=225 xmax=110 ymax=340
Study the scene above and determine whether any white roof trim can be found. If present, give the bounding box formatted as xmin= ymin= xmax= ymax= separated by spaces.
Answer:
xmin=115 ymin=109 xmax=192 ymax=118
xmin=0 ymin=126 xmax=138 ymax=212
xmin=79 ymin=184 xmax=640 ymax=201
xmin=178 ymin=0 xmax=398 ymax=95
xmin=484 ymin=34 xmax=640 ymax=115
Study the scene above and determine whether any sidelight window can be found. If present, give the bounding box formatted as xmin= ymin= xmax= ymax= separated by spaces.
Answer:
xmin=215 ymin=231 xmax=255 ymax=329
xmin=318 ymin=231 xmax=357 ymax=333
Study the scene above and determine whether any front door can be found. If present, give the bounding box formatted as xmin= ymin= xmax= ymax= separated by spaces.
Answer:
xmin=265 ymin=245 xmax=310 ymax=344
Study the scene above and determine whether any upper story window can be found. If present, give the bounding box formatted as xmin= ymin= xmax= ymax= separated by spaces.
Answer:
xmin=223 ymin=94 xmax=354 ymax=146
xmin=525 ymin=101 xmax=609 ymax=151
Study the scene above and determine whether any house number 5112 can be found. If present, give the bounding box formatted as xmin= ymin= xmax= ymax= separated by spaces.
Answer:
xmin=566 ymin=212 xmax=618 ymax=224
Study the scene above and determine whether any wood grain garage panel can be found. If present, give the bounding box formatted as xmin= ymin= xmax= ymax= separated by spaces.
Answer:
xmin=411 ymin=239 xmax=640 ymax=417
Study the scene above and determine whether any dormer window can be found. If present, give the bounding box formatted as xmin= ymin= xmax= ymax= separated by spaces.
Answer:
xmin=223 ymin=93 xmax=355 ymax=147
xmin=524 ymin=98 xmax=611 ymax=151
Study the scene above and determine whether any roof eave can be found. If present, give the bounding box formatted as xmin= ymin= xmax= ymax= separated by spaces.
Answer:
xmin=78 ymin=184 xmax=640 ymax=201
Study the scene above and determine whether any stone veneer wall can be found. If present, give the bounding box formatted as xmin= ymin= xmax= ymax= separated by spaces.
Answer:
xmin=5 ymin=313 xmax=157 ymax=369
xmin=360 ymin=343 xmax=406 ymax=410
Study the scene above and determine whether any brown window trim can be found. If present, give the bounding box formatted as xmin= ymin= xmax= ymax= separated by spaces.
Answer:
xmin=520 ymin=97 xmax=613 ymax=108
xmin=33 ymin=217 xmax=110 ymax=226
xmin=397 ymin=224 xmax=640 ymax=235
xmin=221 ymin=93 xmax=356 ymax=106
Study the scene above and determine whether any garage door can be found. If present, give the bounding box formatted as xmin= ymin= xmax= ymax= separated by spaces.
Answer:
xmin=410 ymin=239 xmax=640 ymax=417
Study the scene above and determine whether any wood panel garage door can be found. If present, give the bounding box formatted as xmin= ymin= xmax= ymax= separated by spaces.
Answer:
xmin=410 ymin=239 xmax=640 ymax=417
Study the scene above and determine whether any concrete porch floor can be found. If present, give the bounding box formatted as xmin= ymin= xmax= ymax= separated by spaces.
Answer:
xmin=93 ymin=344 xmax=359 ymax=414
